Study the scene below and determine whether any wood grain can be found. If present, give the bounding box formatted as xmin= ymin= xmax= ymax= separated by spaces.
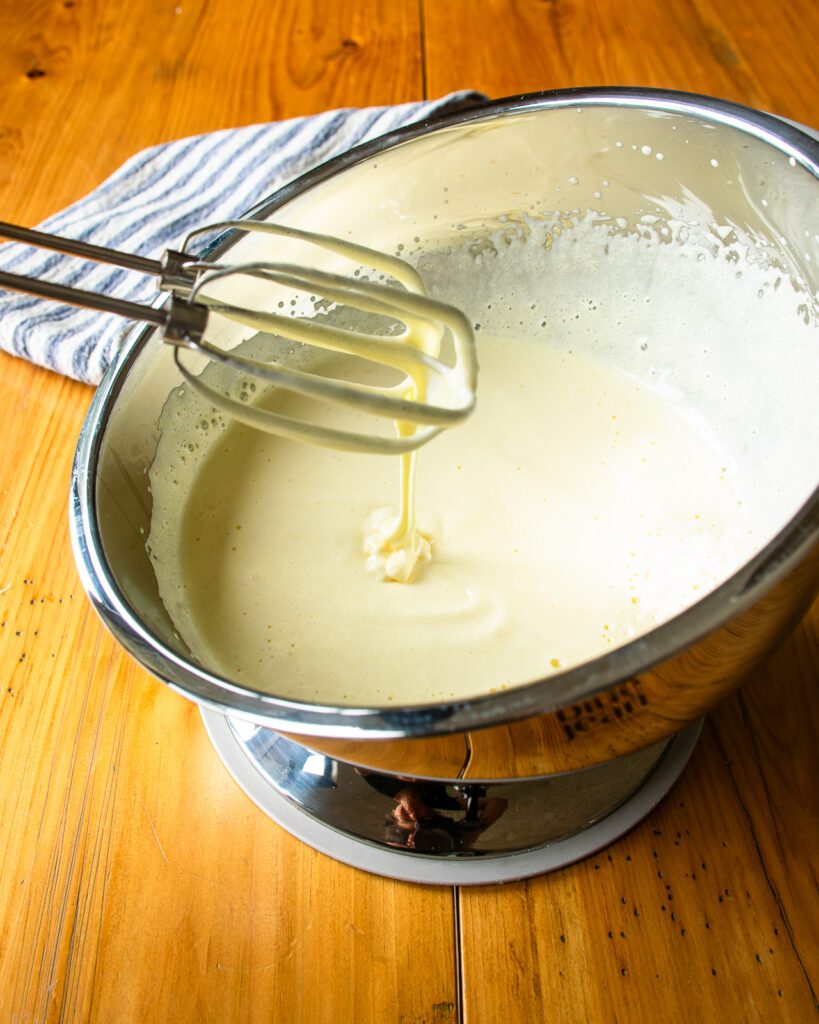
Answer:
xmin=0 ymin=0 xmax=422 ymax=223
xmin=457 ymin=657 xmax=819 ymax=1023
xmin=423 ymin=0 xmax=819 ymax=126
xmin=0 ymin=1 xmax=817 ymax=1022
xmin=714 ymin=622 xmax=819 ymax=984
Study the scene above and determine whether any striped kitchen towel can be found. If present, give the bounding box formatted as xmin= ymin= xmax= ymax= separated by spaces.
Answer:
xmin=0 ymin=91 xmax=485 ymax=385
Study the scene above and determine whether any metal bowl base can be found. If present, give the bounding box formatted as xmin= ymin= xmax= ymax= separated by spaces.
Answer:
xmin=201 ymin=710 xmax=702 ymax=885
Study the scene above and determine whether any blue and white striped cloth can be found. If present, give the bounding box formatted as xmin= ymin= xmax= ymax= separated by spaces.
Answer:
xmin=0 ymin=91 xmax=484 ymax=385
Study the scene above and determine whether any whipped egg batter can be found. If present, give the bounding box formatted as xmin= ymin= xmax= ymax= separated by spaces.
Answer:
xmin=148 ymin=329 xmax=757 ymax=706
xmin=140 ymin=106 xmax=819 ymax=709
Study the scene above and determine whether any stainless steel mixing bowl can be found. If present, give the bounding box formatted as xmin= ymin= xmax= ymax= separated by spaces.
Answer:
xmin=70 ymin=88 xmax=819 ymax=788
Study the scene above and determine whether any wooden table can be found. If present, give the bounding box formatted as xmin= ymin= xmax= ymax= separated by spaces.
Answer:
xmin=1 ymin=2 xmax=817 ymax=1020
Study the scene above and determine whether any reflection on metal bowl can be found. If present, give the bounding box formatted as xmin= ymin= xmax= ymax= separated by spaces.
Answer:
xmin=70 ymin=89 xmax=819 ymax=876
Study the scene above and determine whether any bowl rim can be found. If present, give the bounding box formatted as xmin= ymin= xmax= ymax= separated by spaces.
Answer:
xmin=69 ymin=85 xmax=819 ymax=740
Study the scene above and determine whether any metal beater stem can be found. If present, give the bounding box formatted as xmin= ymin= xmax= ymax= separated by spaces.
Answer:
xmin=0 ymin=221 xmax=207 ymax=341
xmin=0 ymin=220 xmax=161 ymax=275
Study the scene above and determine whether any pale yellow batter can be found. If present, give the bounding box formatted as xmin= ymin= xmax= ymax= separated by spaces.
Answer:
xmin=148 ymin=332 xmax=757 ymax=705
xmin=142 ymin=110 xmax=819 ymax=708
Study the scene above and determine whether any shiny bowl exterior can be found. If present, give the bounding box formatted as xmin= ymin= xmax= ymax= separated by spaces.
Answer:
xmin=70 ymin=88 xmax=819 ymax=781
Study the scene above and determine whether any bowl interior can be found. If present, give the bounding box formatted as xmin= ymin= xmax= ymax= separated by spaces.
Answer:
xmin=92 ymin=97 xmax=819 ymax=710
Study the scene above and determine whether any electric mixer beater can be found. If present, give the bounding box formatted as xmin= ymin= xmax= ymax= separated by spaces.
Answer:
xmin=0 ymin=219 xmax=477 ymax=453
